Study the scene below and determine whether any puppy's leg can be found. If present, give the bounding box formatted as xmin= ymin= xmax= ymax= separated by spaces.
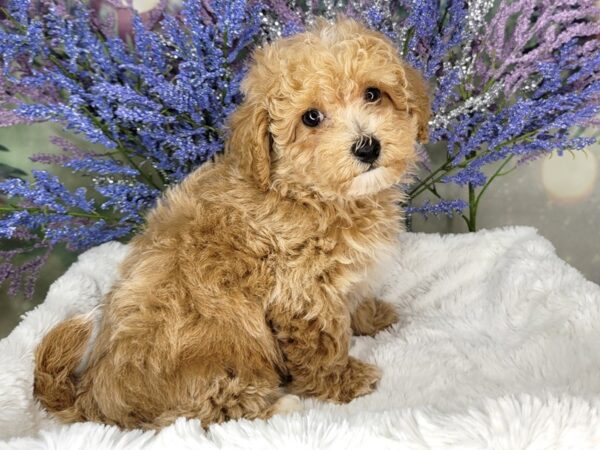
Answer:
xmin=347 ymin=279 xmax=398 ymax=336
xmin=150 ymin=373 xmax=289 ymax=429
xmin=268 ymin=297 xmax=381 ymax=403
xmin=269 ymin=394 xmax=303 ymax=415
xmin=350 ymin=297 xmax=398 ymax=336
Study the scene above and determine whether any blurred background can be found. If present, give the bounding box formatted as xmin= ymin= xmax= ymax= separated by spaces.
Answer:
xmin=412 ymin=132 xmax=600 ymax=278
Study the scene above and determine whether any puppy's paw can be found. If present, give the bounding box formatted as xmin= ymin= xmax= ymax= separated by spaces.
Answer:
xmin=351 ymin=298 xmax=398 ymax=336
xmin=337 ymin=357 xmax=381 ymax=403
xmin=272 ymin=394 xmax=303 ymax=415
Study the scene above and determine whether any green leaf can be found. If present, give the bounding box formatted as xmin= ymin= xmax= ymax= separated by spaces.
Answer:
xmin=0 ymin=163 xmax=27 ymax=179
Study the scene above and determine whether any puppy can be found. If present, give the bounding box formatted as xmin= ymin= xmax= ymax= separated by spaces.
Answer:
xmin=34 ymin=18 xmax=430 ymax=429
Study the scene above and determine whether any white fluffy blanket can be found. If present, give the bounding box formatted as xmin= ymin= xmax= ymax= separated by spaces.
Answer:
xmin=2 ymin=227 xmax=600 ymax=449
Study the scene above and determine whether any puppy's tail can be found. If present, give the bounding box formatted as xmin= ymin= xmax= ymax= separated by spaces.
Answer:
xmin=34 ymin=316 xmax=93 ymax=423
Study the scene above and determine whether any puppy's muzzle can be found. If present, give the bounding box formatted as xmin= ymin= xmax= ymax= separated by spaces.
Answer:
xmin=351 ymin=135 xmax=381 ymax=165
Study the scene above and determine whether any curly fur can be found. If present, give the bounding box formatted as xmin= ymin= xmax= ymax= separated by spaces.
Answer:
xmin=34 ymin=18 xmax=430 ymax=429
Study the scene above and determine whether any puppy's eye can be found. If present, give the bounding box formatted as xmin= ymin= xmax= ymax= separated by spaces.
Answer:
xmin=365 ymin=87 xmax=381 ymax=103
xmin=302 ymin=109 xmax=323 ymax=128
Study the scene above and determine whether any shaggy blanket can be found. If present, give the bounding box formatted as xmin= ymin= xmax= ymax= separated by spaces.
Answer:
xmin=2 ymin=227 xmax=600 ymax=449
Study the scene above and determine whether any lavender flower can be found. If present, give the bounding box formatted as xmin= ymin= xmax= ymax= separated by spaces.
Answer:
xmin=405 ymin=199 xmax=468 ymax=218
xmin=480 ymin=0 xmax=600 ymax=94
xmin=0 ymin=241 xmax=51 ymax=298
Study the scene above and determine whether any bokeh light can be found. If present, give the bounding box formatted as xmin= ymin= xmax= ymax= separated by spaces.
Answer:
xmin=541 ymin=151 xmax=597 ymax=203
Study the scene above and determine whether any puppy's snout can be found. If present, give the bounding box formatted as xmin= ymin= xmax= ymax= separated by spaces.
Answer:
xmin=351 ymin=136 xmax=381 ymax=165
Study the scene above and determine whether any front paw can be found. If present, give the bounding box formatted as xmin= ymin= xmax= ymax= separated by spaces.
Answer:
xmin=351 ymin=298 xmax=398 ymax=336
xmin=336 ymin=357 xmax=381 ymax=403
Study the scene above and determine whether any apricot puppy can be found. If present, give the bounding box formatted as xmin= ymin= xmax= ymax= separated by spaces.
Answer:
xmin=34 ymin=18 xmax=430 ymax=429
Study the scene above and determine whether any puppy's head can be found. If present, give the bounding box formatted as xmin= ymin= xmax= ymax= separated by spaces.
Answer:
xmin=227 ymin=19 xmax=430 ymax=198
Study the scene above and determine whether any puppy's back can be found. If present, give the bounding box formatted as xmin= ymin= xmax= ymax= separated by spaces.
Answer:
xmin=34 ymin=159 xmax=285 ymax=429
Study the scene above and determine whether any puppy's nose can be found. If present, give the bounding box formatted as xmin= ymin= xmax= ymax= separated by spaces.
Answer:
xmin=351 ymin=136 xmax=381 ymax=164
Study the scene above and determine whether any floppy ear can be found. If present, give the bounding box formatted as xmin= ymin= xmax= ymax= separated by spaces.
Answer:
xmin=226 ymin=99 xmax=272 ymax=191
xmin=403 ymin=64 xmax=431 ymax=143
xmin=390 ymin=63 xmax=431 ymax=144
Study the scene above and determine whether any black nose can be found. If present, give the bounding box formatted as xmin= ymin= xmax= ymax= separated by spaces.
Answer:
xmin=351 ymin=136 xmax=381 ymax=164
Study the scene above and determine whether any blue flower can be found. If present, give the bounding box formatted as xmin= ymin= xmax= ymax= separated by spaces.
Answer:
xmin=405 ymin=199 xmax=468 ymax=218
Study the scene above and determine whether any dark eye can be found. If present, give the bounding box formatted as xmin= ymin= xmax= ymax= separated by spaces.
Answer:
xmin=365 ymin=87 xmax=381 ymax=103
xmin=302 ymin=109 xmax=323 ymax=127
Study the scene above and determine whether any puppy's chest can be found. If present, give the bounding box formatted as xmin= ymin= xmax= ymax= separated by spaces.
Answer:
xmin=271 ymin=203 xmax=401 ymax=288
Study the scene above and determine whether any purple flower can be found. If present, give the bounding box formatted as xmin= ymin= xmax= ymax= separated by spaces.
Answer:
xmin=405 ymin=199 xmax=468 ymax=218
xmin=0 ymin=243 xmax=52 ymax=298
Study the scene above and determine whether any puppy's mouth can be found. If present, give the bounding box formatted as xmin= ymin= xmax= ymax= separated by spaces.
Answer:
xmin=347 ymin=165 xmax=392 ymax=197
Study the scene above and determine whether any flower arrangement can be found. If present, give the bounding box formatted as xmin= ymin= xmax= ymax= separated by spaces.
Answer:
xmin=0 ymin=0 xmax=598 ymax=298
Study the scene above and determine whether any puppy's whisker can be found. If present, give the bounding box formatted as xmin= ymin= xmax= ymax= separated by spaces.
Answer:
xmin=357 ymin=135 xmax=365 ymax=149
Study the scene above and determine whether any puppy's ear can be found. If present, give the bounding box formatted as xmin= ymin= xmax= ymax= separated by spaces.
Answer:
xmin=391 ymin=63 xmax=431 ymax=144
xmin=227 ymin=96 xmax=271 ymax=191
xmin=403 ymin=64 xmax=431 ymax=143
